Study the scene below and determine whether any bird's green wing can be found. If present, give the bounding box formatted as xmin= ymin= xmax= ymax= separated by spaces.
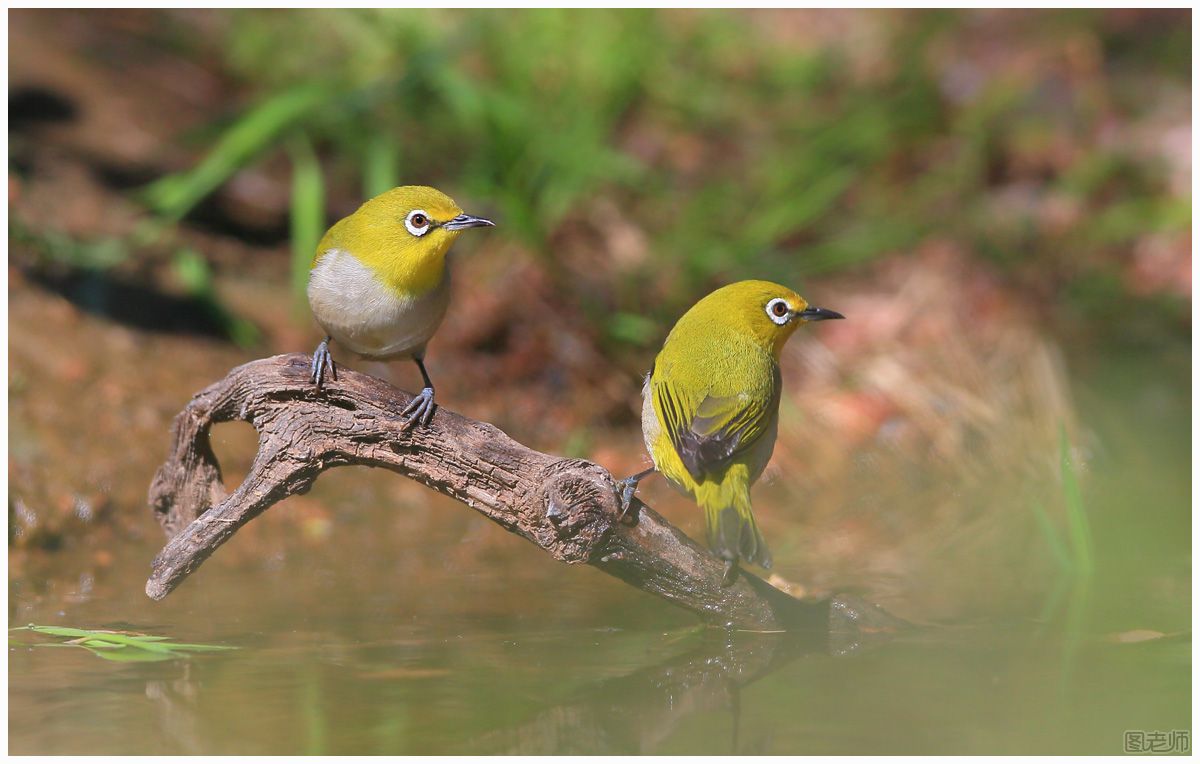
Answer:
xmin=653 ymin=365 xmax=781 ymax=483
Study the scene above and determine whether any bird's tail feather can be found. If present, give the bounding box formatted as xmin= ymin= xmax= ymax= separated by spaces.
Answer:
xmin=699 ymin=480 xmax=772 ymax=570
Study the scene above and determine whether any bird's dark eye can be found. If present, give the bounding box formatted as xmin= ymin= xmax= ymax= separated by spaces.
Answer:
xmin=410 ymin=214 xmax=427 ymax=227
xmin=772 ymin=301 xmax=788 ymax=316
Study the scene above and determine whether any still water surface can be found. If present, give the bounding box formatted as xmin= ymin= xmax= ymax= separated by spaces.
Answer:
xmin=8 ymin=343 xmax=1190 ymax=755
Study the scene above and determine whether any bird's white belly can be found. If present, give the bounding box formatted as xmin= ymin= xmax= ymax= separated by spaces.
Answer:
xmin=307 ymin=248 xmax=450 ymax=359
xmin=640 ymin=374 xmax=661 ymax=457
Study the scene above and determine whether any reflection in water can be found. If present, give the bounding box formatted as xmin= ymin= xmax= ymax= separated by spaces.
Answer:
xmin=86 ymin=624 xmax=895 ymax=756
xmin=469 ymin=626 xmax=889 ymax=755
xmin=144 ymin=665 xmax=203 ymax=756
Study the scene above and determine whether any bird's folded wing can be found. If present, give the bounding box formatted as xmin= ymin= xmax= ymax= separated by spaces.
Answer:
xmin=653 ymin=373 xmax=779 ymax=483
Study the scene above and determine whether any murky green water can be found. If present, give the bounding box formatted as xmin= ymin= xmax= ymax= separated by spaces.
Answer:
xmin=8 ymin=620 xmax=1190 ymax=755
xmin=8 ymin=341 xmax=1190 ymax=755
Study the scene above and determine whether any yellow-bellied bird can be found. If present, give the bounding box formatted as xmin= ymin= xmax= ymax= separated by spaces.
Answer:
xmin=618 ymin=280 xmax=843 ymax=585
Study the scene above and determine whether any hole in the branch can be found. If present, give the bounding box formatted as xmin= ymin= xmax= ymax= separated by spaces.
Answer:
xmin=209 ymin=421 xmax=260 ymax=491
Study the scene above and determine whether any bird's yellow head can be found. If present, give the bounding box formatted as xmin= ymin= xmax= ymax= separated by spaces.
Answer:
xmin=689 ymin=280 xmax=844 ymax=357
xmin=316 ymin=185 xmax=494 ymax=296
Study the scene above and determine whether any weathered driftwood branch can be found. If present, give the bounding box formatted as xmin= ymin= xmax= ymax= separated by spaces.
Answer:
xmin=147 ymin=354 xmax=902 ymax=633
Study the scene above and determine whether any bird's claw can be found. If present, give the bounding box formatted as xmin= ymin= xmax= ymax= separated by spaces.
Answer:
xmin=721 ymin=558 xmax=740 ymax=588
xmin=616 ymin=478 xmax=640 ymax=524
xmin=311 ymin=339 xmax=336 ymax=389
xmin=402 ymin=387 xmax=436 ymax=428
xmin=614 ymin=467 xmax=655 ymax=524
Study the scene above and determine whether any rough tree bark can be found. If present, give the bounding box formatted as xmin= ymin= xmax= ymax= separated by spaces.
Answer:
xmin=147 ymin=354 xmax=903 ymax=634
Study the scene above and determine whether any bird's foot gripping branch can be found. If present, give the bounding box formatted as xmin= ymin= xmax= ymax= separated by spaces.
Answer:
xmin=146 ymin=354 xmax=904 ymax=635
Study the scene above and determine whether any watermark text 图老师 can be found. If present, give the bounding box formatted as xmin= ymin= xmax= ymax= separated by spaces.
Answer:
xmin=1124 ymin=730 xmax=1190 ymax=754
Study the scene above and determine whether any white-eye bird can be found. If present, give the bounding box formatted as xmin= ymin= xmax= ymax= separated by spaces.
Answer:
xmin=307 ymin=185 xmax=494 ymax=425
xmin=617 ymin=280 xmax=844 ymax=585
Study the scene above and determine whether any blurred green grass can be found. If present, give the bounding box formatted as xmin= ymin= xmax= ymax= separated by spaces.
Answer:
xmin=139 ymin=9 xmax=1190 ymax=344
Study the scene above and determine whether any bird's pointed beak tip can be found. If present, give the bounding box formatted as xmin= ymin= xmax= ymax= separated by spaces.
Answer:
xmin=444 ymin=213 xmax=496 ymax=231
xmin=798 ymin=306 xmax=845 ymax=322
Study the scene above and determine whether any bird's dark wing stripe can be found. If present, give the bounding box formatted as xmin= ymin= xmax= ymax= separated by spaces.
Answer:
xmin=655 ymin=391 xmax=757 ymax=483
xmin=653 ymin=364 xmax=781 ymax=483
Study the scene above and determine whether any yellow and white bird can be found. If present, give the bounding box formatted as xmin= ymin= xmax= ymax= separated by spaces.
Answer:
xmin=618 ymin=280 xmax=843 ymax=585
xmin=306 ymin=185 xmax=494 ymax=425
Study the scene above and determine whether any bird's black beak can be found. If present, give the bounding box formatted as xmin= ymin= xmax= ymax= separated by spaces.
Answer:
xmin=443 ymin=213 xmax=495 ymax=231
xmin=796 ymin=306 xmax=844 ymax=322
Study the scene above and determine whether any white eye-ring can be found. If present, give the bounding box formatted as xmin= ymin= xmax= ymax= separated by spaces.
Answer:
xmin=405 ymin=209 xmax=432 ymax=237
xmin=765 ymin=297 xmax=791 ymax=325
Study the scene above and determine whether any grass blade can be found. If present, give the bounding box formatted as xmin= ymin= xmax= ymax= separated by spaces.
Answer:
xmin=288 ymin=133 xmax=326 ymax=304
xmin=173 ymin=248 xmax=261 ymax=347
xmin=1059 ymin=425 xmax=1094 ymax=579
xmin=1029 ymin=499 xmax=1073 ymax=574
xmin=142 ymin=81 xmax=331 ymax=221
xmin=363 ymin=132 xmax=400 ymax=199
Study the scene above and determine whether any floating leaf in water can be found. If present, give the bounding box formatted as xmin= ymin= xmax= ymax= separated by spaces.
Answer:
xmin=1106 ymin=629 xmax=1177 ymax=644
xmin=82 ymin=646 xmax=179 ymax=663
xmin=10 ymin=624 xmax=238 ymax=662
xmin=356 ymin=667 xmax=452 ymax=681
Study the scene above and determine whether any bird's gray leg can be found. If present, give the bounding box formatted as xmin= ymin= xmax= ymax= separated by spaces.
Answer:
xmin=615 ymin=467 xmax=656 ymax=523
xmin=402 ymin=355 xmax=437 ymax=426
xmin=311 ymin=336 xmax=336 ymax=389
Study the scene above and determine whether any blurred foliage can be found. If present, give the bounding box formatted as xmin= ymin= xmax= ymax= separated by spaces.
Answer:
xmin=9 ymin=219 xmax=260 ymax=347
xmin=141 ymin=9 xmax=1189 ymax=344
xmin=9 ymin=218 xmax=132 ymax=271
xmin=287 ymin=134 xmax=326 ymax=306
xmin=172 ymin=248 xmax=262 ymax=346
xmin=1057 ymin=425 xmax=1094 ymax=581
xmin=1030 ymin=425 xmax=1095 ymax=626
